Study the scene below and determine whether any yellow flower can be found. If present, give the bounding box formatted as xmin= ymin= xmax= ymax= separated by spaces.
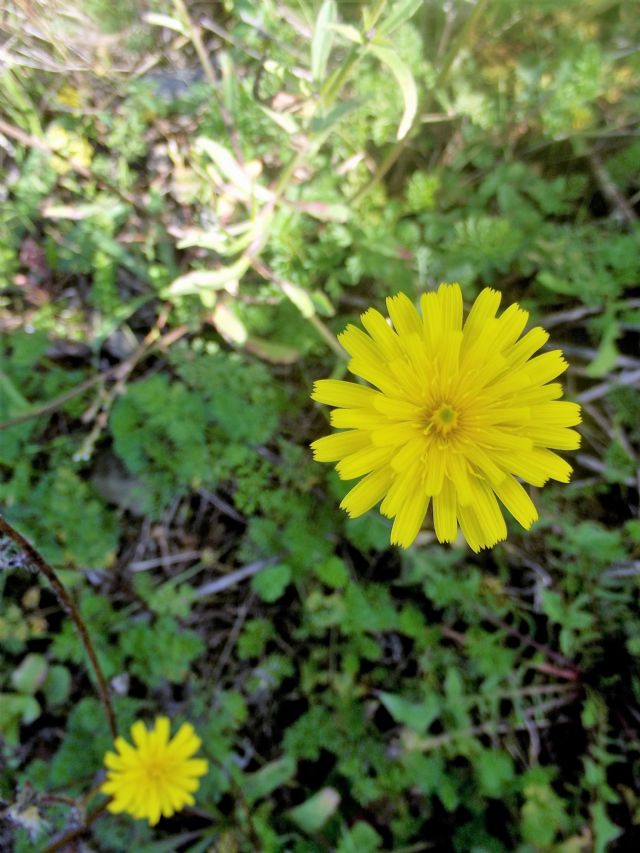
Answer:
xmin=311 ymin=284 xmax=581 ymax=552
xmin=101 ymin=717 xmax=208 ymax=826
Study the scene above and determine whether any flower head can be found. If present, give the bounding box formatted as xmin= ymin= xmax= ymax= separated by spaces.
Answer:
xmin=311 ymin=284 xmax=581 ymax=552
xmin=101 ymin=717 xmax=208 ymax=826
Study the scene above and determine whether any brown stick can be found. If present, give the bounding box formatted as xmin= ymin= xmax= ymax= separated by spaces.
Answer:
xmin=0 ymin=515 xmax=117 ymax=740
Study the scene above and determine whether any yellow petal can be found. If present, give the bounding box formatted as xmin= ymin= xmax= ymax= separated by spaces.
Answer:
xmin=371 ymin=424 xmax=419 ymax=446
xmin=493 ymin=303 xmax=528 ymax=352
xmin=390 ymin=491 xmax=430 ymax=548
xmin=312 ymin=379 xmax=378 ymax=408
xmin=330 ymin=408 xmax=389 ymax=429
xmin=494 ymin=476 xmax=538 ymax=529
xmin=380 ymin=459 xmax=422 ymax=518
xmin=311 ymin=430 xmax=369 ymax=462
xmin=447 ymin=452 xmax=473 ymax=506
xmin=360 ymin=308 xmax=403 ymax=361
xmin=461 ymin=288 xmax=501 ymax=354
xmin=423 ymin=445 xmax=446 ymax=495
xmin=467 ymin=477 xmax=507 ymax=547
xmin=506 ymin=326 xmax=549 ymax=367
xmin=433 ymin=477 xmax=457 ymax=543
xmin=336 ymin=445 xmax=393 ymax=480
xmin=525 ymin=350 xmax=568 ymax=385
xmin=457 ymin=503 xmax=484 ymax=552
xmin=341 ymin=467 xmax=393 ymax=517
xmin=386 ymin=292 xmax=422 ymax=337
xmin=527 ymin=425 xmax=581 ymax=450
xmin=338 ymin=324 xmax=381 ymax=362
xmin=530 ymin=401 xmax=582 ymax=427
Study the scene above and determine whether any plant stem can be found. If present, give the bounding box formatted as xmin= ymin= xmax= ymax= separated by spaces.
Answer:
xmin=173 ymin=0 xmax=217 ymax=86
xmin=0 ymin=515 xmax=117 ymax=740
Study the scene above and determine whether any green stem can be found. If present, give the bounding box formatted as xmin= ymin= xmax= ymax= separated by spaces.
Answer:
xmin=173 ymin=0 xmax=217 ymax=86
xmin=0 ymin=515 xmax=117 ymax=740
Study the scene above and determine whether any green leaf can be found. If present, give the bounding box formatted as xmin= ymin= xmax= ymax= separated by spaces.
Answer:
xmin=195 ymin=138 xmax=254 ymax=198
xmin=258 ymin=103 xmax=299 ymax=134
xmin=337 ymin=821 xmax=382 ymax=853
xmin=312 ymin=0 xmax=338 ymax=82
xmin=243 ymin=755 xmax=296 ymax=802
xmin=586 ymin=322 xmax=619 ymax=378
xmin=378 ymin=691 xmax=440 ymax=734
xmin=12 ymin=653 xmax=48 ymax=694
xmin=330 ymin=23 xmax=362 ymax=44
xmin=245 ymin=335 xmax=301 ymax=364
xmin=376 ymin=0 xmax=423 ymax=37
xmin=281 ymin=281 xmax=316 ymax=318
xmin=43 ymin=665 xmax=72 ymax=707
xmin=315 ymin=556 xmax=349 ymax=588
xmin=166 ymin=256 xmax=250 ymax=297
xmin=368 ymin=44 xmax=417 ymax=139
xmin=143 ymin=12 xmax=187 ymax=35
xmin=251 ymin=563 xmax=292 ymax=602
xmin=591 ymin=802 xmax=622 ymax=853
xmin=287 ymin=787 xmax=340 ymax=834
xmin=475 ymin=749 xmax=515 ymax=797
xmin=0 ymin=693 xmax=41 ymax=743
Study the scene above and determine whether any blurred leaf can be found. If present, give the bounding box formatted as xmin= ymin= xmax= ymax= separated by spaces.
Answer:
xmin=585 ymin=322 xmax=619 ymax=378
xmin=287 ymin=787 xmax=340 ymax=834
xmin=195 ymin=138 xmax=261 ymax=199
xmin=252 ymin=563 xmax=292 ymax=602
xmin=312 ymin=0 xmax=338 ymax=82
xmin=592 ymin=802 xmax=622 ymax=853
xmin=337 ymin=821 xmax=382 ymax=853
xmin=475 ymin=749 xmax=515 ymax=797
xmin=143 ymin=12 xmax=187 ymax=35
xmin=0 ymin=694 xmax=41 ymax=743
xmin=281 ymin=281 xmax=316 ymax=318
xmin=166 ymin=256 xmax=249 ymax=297
xmin=212 ymin=301 xmax=248 ymax=344
xmin=330 ymin=23 xmax=363 ymax=44
xmin=368 ymin=45 xmax=417 ymax=139
xmin=43 ymin=665 xmax=72 ymax=707
xmin=244 ymin=336 xmax=301 ymax=364
xmin=12 ymin=653 xmax=48 ymax=694
xmin=315 ymin=556 xmax=349 ymax=588
xmin=377 ymin=0 xmax=423 ymax=36
xmin=243 ymin=755 xmax=296 ymax=803
xmin=378 ymin=691 xmax=440 ymax=734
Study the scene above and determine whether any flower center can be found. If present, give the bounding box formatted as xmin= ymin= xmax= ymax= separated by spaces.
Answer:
xmin=145 ymin=760 xmax=167 ymax=781
xmin=428 ymin=403 xmax=459 ymax=436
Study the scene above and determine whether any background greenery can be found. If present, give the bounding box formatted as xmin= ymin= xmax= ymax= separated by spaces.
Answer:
xmin=1 ymin=0 xmax=639 ymax=850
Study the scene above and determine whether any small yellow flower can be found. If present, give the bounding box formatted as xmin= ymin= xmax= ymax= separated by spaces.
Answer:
xmin=311 ymin=284 xmax=581 ymax=552
xmin=101 ymin=717 xmax=208 ymax=826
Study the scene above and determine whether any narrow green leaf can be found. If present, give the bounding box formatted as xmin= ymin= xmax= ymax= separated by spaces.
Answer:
xmin=166 ymin=257 xmax=249 ymax=297
xmin=143 ymin=12 xmax=187 ymax=35
xmin=376 ymin=0 xmax=423 ymax=37
xmin=368 ymin=44 xmax=418 ymax=140
xmin=312 ymin=0 xmax=338 ymax=82
xmin=258 ymin=103 xmax=299 ymax=135
xmin=243 ymin=755 xmax=297 ymax=802
xmin=330 ymin=23 xmax=363 ymax=44
xmin=281 ymin=281 xmax=316 ymax=318
xmin=195 ymin=138 xmax=253 ymax=197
